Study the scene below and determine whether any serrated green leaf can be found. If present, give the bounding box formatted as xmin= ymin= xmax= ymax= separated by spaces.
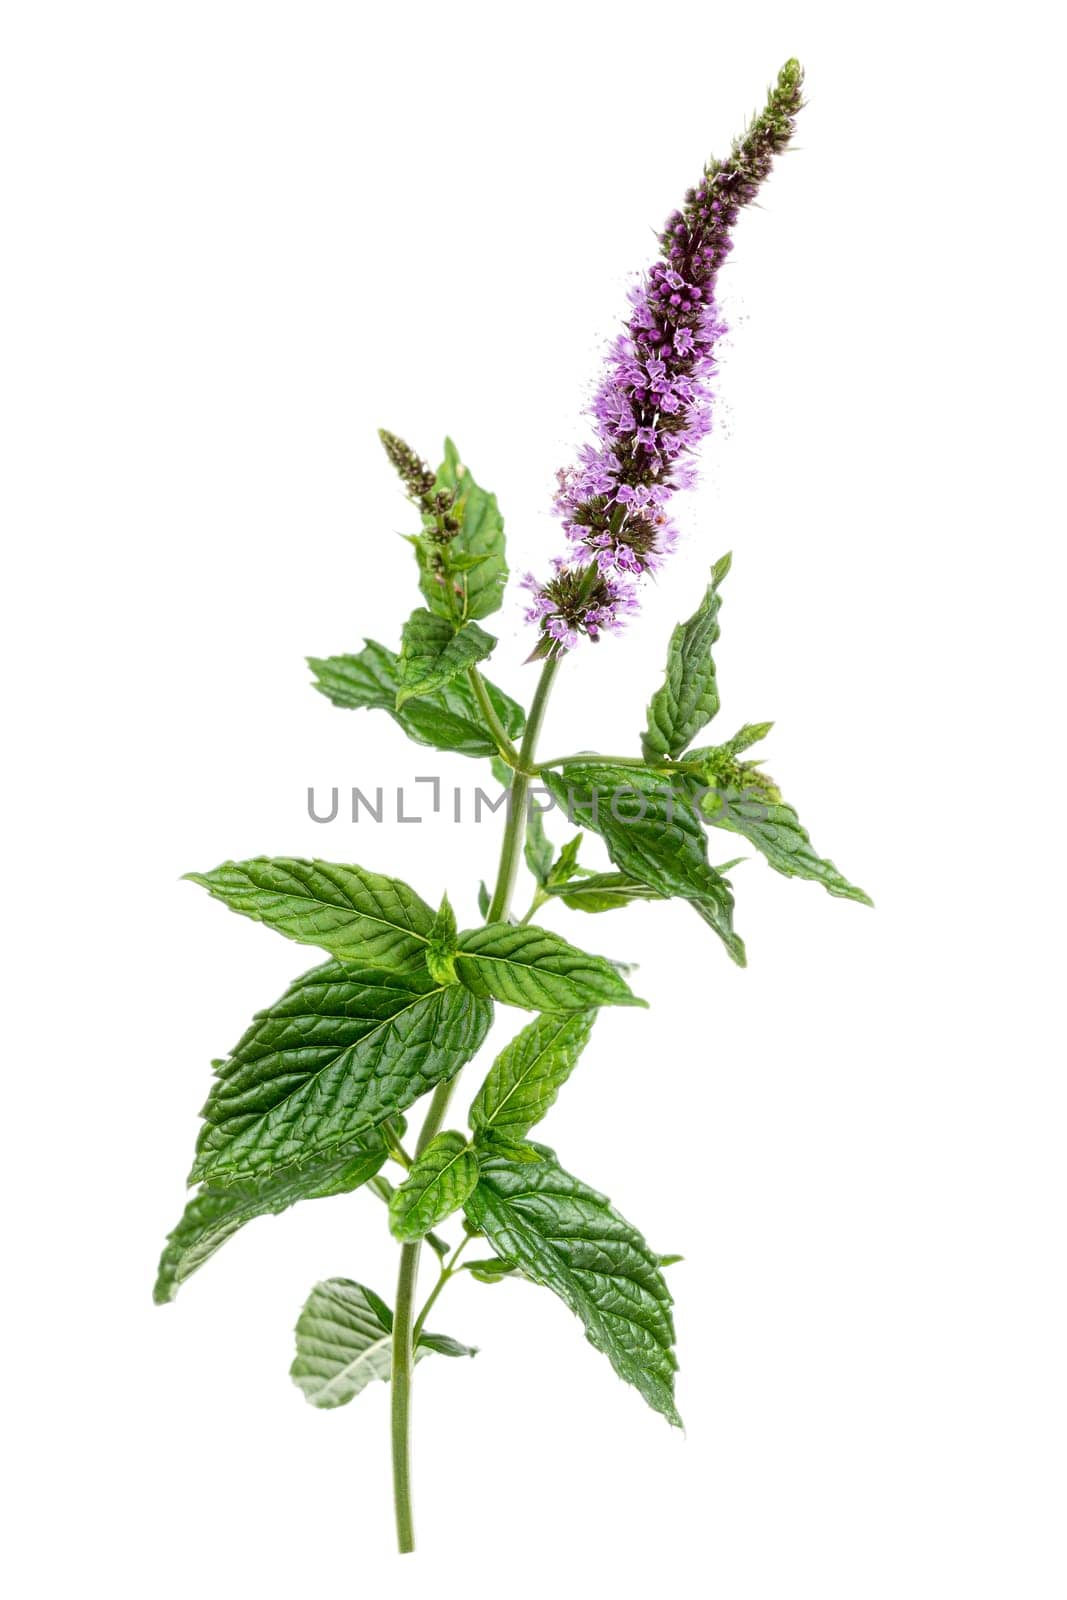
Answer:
xmin=546 ymin=833 xmax=584 ymax=889
xmin=426 ymin=439 xmax=508 ymax=621
xmin=641 ymin=555 xmax=730 ymax=761
xmin=552 ymin=872 xmax=665 ymax=914
xmin=308 ymin=642 xmax=524 ymax=760
xmin=185 ymin=856 xmax=436 ymax=969
xmin=464 ymin=1145 xmax=680 ymax=1425
xmin=698 ymin=780 xmax=872 ymax=905
xmin=475 ymin=1134 xmax=547 ymax=1162
xmin=154 ymin=1130 xmax=392 ymax=1304
xmin=426 ymin=893 xmax=459 ymax=984
xmin=396 ymin=608 xmax=496 ymax=706
xmin=290 ymin=1278 xmax=472 ymax=1408
xmin=542 ymin=765 xmax=746 ymax=965
xmin=389 ymin=1131 xmax=481 ymax=1241
xmin=469 ymin=1010 xmax=596 ymax=1140
xmin=191 ymin=960 xmax=493 ymax=1184
xmin=456 ymin=923 xmax=646 ymax=1010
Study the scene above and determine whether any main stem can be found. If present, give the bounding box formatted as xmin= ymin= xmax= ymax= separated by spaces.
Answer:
xmin=390 ymin=652 xmax=561 ymax=1554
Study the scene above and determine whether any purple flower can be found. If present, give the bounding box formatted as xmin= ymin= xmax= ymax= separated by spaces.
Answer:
xmin=526 ymin=60 xmax=804 ymax=655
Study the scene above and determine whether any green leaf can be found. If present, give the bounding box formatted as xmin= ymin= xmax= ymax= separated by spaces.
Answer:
xmin=417 ymin=1330 xmax=477 ymax=1358
xmin=464 ymin=1145 xmax=680 ymax=1425
xmin=524 ymin=801 xmax=555 ymax=886
xmin=641 ymin=553 xmax=730 ymax=761
xmin=477 ymin=880 xmax=490 ymax=918
xmin=551 ymin=872 xmax=665 ymax=915
xmin=396 ymin=608 xmax=496 ymax=706
xmin=427 ymin=439 xmax=508 ymax=621
xmin=542 ymin=764 xmax=746 ymax=965
xmin=546 ymin=833 xmax=584 ymax=889
xmin=290 ymin=1278 xmax=473 ymax=1409
xmin=469 ymin=1010 xmax=596 ymax=1140
xmin=190 ymin=960 xmax=493 ymax=1183
xmin=308 ymin=642 xmax=524 ymax=760
xmin=426 ymin=893 xmax=459 ymax=985
xmin=456 ymin=923 xmax=646 ymax=1011
xmin=389 ymin=1131 xmax=480 ymax=1241
xmin=154 ymin=1130 xmax=391 ymax=1304
xmin=291 ymin=1279 xmax=395 ymax=1408
xmin=185 ymin=857 xmax=436 ymax=969
xmin=465 ymin=1257 xmax=519 ymax=1283
xmin=698 ymin=779 xmax=872 ymax=905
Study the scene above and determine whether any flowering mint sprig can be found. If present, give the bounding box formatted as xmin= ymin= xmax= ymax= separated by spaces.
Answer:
xmin=525 ymin=58 xmax=804 ymax=655
xmin=156 ymin=59 xmax=871 ymax=1563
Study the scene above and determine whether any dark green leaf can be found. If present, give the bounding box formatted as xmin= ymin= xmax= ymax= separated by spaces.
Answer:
xmin=699 ymin=780 xmax=872 ymax=905
xmin=541 ymin=765 xmax=746 ymax=965
xmin=185 ymin=857 xmax=436 ymax=969
xmin=389 ymin=1131 xmax=480 ymax=1241
xmin=396 ymin=608 xmax=496 ymax=706
xmin=552 ymin=872 xmax=665 ymax=914
xmin=154 ymin=1130 xmax=391 ymax=1304
xmin=456 ymin=922 xmax=646 ymax=1010
xmin=464 ymin=1145 xmax=680 ymax=1425
xmin=308 ymin=642 xmax=524 ymax=760
xmin=290 ymin=1278 xmax=473 ymax=1408
xmin=469 ymin=1010 xmax=596 ymax=1140
xmin=477 ymin=881 xmax=490 ymax=919
xmin=191 ymin=960 xmax=493 ymax=1184
xmin=641 ymin=553 xmax=730 ymax=761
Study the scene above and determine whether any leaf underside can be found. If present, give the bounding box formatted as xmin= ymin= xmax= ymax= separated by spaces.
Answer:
xmin=290 ymin=1277 xmax=475 ymax=1410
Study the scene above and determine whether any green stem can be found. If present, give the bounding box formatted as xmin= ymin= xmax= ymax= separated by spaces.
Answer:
xmin=487 ymin=656 xmax=560 ymax=923
xmin=390 ymin=1074 xmax=457 ymax=1555
xmin=390 ymin=1242 xmax=419 ymax=1554
xmin=467 ymin=665 xmax=522 ymax=768
xmin=389 ymin=653 xmax=562 ymax=1554
xmin=537 ymin=750 xmax=690 ymax=772
xmin=412 ymin=1234 xmax=473 ymax=1342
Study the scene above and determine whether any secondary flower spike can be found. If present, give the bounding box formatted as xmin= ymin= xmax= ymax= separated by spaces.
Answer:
xmin=525 ymin=59 xmax=804 ymax=655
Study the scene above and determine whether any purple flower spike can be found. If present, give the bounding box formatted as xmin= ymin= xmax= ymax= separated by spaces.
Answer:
xmin=526 ymin=59 xmax=804 ymax=654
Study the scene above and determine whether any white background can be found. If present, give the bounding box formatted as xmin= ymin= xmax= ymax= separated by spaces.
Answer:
xmin=3 ymin=2 xmax=1064 ymax=1595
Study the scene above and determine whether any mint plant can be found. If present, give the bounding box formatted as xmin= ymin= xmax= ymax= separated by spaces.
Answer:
xmin=155 ymin=59 xmax=870 ymax=1555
